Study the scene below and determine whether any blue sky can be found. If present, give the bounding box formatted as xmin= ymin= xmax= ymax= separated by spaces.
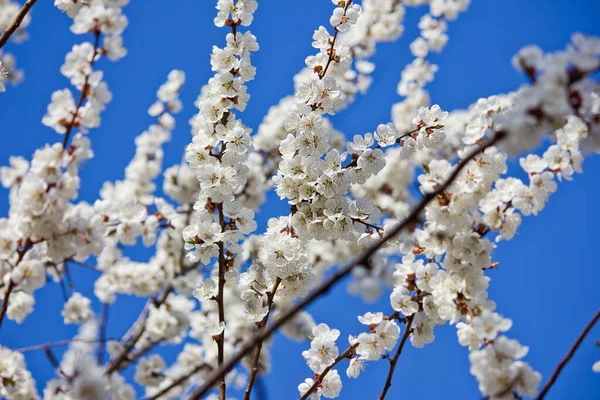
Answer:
xmin=1 ymin=0 xmax=600 ymax=399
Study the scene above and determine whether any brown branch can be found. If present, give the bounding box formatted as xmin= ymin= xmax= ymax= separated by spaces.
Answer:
xmin=144 ymin=363 xmax=211 ymax=400
xmin=215 ymin=202 xmax=227 ymax=400
xmin=299 ymin=344 xmax=358 ymax=400
xmin=243 ymin=278 xmax=282 ymax=400
xmin=536 ymin=309 xmax=600 ymax=400
xmin=0 ymin=0 xmax=37 ymax=50
xmin=186 ymin=132 xmax=506 ymax=400
xmin=377 ymin=314 xmax=415 ymax=400
xmin=318 ymin=0 xmax=352 ymax=80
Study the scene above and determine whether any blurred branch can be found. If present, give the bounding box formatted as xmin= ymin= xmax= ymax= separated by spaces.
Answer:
xmin=186 ymin=132 xmax=506 ymax=400
xmin=0 ymin=0 xmax=37 ymax=50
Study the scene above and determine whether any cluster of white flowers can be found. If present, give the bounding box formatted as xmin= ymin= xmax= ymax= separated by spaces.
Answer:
xmin=182 ymin=0 xmax=259 ymax=268
xmin=0 ymin=1 xmax=133 ymax=328
xmin=43 ymin=321 xmax=136 ymax=400
xmin=62 ymin=291 xmax=94 ymax=325
xmin=298 ymin=313 xmax=400 ymax=398
xmin=392 ymin=1 xmax=468 ymax=143
xmin=383 ymin=34 xmax=599 ymax=397
xmin=460 ymin=311 xmax=541 ymax=399
xmin=0 ymin=345 xmax=38 ymax=399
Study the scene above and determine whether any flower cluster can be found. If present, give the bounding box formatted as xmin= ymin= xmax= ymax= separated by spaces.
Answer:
xmin=183 ymin=1 xmax=259 ymax=266
xmin=43 ymin=0 xmax=128 ymax=135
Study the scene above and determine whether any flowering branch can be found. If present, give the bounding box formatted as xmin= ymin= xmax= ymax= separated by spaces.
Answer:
xmin=0 ymin=0 xmax=36 ymax=49
xmin=299 ymin=343 xmax=358 ymax=400
xmin=536 ymin=309 xmax=600 ymax=400
xmin=0 ymin=237 xmax=34 ymax=329
xmin=318 ymin=0 xmax=352 ymax=79
xmin=187 ymin=132 xmax=506 ymax=399
xmin=61 ymin=29 xmax=101 ymax=150
xmin=104 ymin=284 xmax=174 ymax=375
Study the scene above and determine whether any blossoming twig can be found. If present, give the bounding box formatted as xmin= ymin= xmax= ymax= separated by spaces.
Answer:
xmin=299 ymin=343 xmax=358 ymax=400
xmin=144 ymin=363 xmax=212 ymax=400
xmin=15 ymin=337 xmax=118 ymax=353
xmin=186 ymin=132 xmax=506 ymax=400
xmin=0 ymin=238 xmax=34 ymax=329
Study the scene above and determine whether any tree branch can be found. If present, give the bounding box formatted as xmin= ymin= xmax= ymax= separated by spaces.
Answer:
xmin=186 ymin=132 xmax=506 ymax=400
xmin=299 ymin=344 xmax=358 ymax=400
xmin=377 ymin=314 xmax=415 ymax=400
xmin=0 ymin=238 xmax=35 ymax=329
xmin=62 ymin=28 xmax=102 ymax=150
xmin=216 ymin=202 xmax=227 ymax=400
xmin=0 ymin=0 xmax=37 ymax=50
xmin=536 ymin=308 xmax=600 ymax=400
xmin=243 ymin=278 xmax=282 ymax=400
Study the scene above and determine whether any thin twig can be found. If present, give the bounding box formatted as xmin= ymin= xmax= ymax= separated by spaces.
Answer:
xmin=185 ymin=133 xmax=506 ymax=400
xmin=536 ymin=309 xmax=600 ymax=400
xmin=104 ymin=285 xmax=173 ymax=375
xmin=15 ymin=337 xmax=117 ymax=353
xmin=377 ymin=314 xmax=415 ymax=400
xmin=0 ymin=0 xmax=37 ymax=49
xmin=243 ymin=278 xmax=282 ymax=400
xmin=62 ymin=29 xmax=102 ymax=150
xmin=0 ymin=238 xmax=34 ymax=329
xmin=144 ymin=364 xmax=210 ymax=400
